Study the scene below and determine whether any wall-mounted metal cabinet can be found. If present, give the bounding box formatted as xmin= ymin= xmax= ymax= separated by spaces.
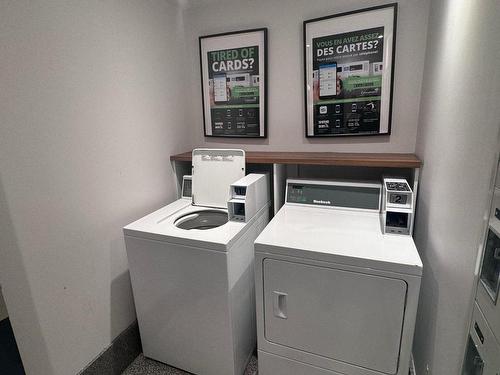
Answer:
xmin=477 ymin=279 xmax=500 ymax=348
xmin=462 ymin=303 xmax=500 ymax=375
xmin=480 ymin=228 xmax=500 ymax=304
xmin=466 ymin=156 xmax=500 ymax=374
xmin=476 ymin=158 xmax=500 ymax=345
xmin=463 ymin=336 xmax=484 ymax=375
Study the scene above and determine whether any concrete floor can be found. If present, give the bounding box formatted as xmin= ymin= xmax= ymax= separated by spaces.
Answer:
xmin=122 ymin=354 xmax=258 ymax=375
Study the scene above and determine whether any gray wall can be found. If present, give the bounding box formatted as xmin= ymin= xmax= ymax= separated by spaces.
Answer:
xmin=412 ymin=0 xmax=500 ymax=373
xmin=0 ymin=1 xmax=192 ymax=374
xmin=182 ymin=0 xmax=430 ymax=152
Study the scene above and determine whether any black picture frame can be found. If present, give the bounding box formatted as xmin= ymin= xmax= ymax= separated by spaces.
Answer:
xmin=199 ymin=28 xmax=268 ymax=138
xmin=303 ymin=4 xmax=398 ymax=138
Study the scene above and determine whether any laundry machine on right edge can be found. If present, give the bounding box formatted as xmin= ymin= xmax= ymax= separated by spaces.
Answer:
xmin=254 ymin=178 xmax=422 ymax=375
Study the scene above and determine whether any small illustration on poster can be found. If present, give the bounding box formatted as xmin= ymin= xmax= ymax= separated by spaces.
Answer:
xmin=312 ymin=27 xmax=384 ymax=135
xmin=207 ymin=46 xmax=260 ymax=136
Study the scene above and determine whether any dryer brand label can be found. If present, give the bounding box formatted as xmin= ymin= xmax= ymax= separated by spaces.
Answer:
xmin=313 ymin=199 xmax=332 ymax=205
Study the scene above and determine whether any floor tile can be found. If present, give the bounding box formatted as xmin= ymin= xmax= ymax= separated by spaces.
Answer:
xmin=122 ymin=354 xmax=258 ymax=375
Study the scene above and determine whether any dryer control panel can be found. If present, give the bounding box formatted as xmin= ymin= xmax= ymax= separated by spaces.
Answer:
xmin=285 ymin=179 xmax=381 ymax=212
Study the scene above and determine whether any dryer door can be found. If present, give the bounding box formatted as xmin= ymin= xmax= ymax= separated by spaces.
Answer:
xmin=263 ymin=259 xmax=407 ymax=374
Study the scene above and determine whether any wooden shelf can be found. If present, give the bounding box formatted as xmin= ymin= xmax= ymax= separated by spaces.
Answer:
xmin=171 ymin=151 xmax=421 ymax=168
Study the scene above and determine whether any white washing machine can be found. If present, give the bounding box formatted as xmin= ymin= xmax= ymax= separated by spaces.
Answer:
xmin=124 ymin=149 xmax=270 ymax=375
xmin=254 ymin=179 xmax=423 ymax=375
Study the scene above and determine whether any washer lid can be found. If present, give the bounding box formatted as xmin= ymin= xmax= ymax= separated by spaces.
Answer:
xmin=192 ymin=149 xmax=245 ymax=208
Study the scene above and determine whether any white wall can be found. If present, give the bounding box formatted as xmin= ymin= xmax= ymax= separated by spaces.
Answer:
xmin=182 ymin=0 xmax=430 ymax=152
xmin=0 ymin=1 xmax=192 ymax=374
xmin=412 ymin=0 xmax=500 ymax=373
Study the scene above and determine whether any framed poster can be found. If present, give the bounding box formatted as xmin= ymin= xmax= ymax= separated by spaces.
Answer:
xmin=304 ymin=4 xmax=397 ymax=137
xmin=199 ymin=28 xmax=267 ymax=138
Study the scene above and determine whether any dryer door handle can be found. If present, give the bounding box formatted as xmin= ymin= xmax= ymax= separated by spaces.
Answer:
xmin=273 ymin=291 xmax=288 ymax=319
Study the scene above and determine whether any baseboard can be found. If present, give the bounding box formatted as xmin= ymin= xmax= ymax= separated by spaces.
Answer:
xmin=78 ymin=321 xmax=141 ymax=375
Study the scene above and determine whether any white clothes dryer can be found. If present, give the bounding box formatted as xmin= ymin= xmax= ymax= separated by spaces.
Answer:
xmin=254 ymin=179 xmax=422 ymax=375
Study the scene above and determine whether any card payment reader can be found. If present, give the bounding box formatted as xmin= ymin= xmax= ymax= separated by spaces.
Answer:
xmin=381 ymin=178 xmax=414 ymax=235
xmin=228 ymin=174 xmax=270 ymax=222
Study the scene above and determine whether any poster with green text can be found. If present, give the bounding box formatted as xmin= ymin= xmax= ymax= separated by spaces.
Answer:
xmin=208 ymin=46 xmax=260 ymax=136
xmin=200 ymin=29 xmax=267 ymax=138
xmin=312 ymin=27 xmax=384 ymax=135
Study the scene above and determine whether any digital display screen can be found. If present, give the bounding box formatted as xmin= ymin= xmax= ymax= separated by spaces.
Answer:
xmin=234 ymin=186 xmax=246 ymax=196
xmin=389 ymin=193 xmax=407 ymax=205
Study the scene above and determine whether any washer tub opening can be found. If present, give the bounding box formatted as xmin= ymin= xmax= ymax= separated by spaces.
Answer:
xmin=174 ymin=210 xmax=228 ymax=230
